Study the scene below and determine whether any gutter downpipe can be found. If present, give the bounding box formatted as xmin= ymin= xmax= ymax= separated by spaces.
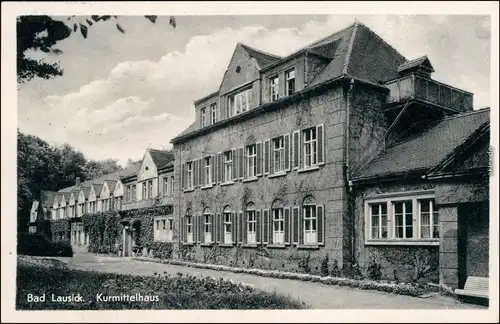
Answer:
xmin=346 ymin=78 xmax=356 ymax=272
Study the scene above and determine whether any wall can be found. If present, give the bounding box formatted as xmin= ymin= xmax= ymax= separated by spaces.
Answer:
xmin=173 ymin=85 xmax=349 ymax=274
xmin=261 ymin=55 xmax=305 ymax=104
xmin=352 ymin=181 xmax=440 ymax=283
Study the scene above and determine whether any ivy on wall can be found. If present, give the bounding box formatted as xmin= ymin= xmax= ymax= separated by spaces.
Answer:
xmin=82 ymin=211 xmax=121 ymax=254
xmin=50 ymin=219 xmax=70 ymax=241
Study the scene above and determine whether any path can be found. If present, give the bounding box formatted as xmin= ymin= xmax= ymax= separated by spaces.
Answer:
xmin=55 ymin=251 xmax=485 ymax=309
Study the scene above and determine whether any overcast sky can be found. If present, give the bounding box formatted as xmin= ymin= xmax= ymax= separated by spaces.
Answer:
xmin=17 ymin=14 xmax=491 ymax=166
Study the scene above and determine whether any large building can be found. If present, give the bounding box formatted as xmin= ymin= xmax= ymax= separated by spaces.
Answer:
xmin=28 ymin=21 xmax=490 ymax=291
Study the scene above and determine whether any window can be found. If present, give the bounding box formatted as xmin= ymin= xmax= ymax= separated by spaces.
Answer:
xmin=163 ymin=177 xmax=169 ymax=196
xmin=224 ymin=151 xmax=232 ymax=182
xmin=210 ymin=103 xmax=217 ymax=124
xmin=303 ymin=199 xmax=317 ymax=245
xmin=186 ymin=214 xmax=193 ymax=243
xmin=201 ymin=107 xmax=207 ymax=127
xmin=223 ymin=208 xmax=232 ymax=244
xmin=365 ymin=192 xmax=440 ymax=243
xmin=286 ymin=69 xmax=295 ymax=95
xmin=170 ymin=176 xmax=174 ymax=196
xmin=154 ymin=217 xmax=173 ymax=241
xmin=273 ymin=207 xmax=284 ymax=244
xmin=142 ymin=182 xmax=147 ymax=200
xmin=204 ymin=156 xmax=212 ymax=186
xmin=132 ymin=185 xmax=136 ymax=201
xmin=419 ymin=199 xmax=439 ymax=239
xmin=228 ymin=88 xmax=252 ymax=117
xmin=246 ymin=144 xmax=257 ymax=178
xmin=148 ymin=180 xmax=153 ymax=198
xmin=246 ymin=204 xmax=256 ymax=244
xmin=204 ymin=208 xmax=212 ymax=243
xmin=270 ymin=75 xmax=279 ymax=101
xmin=303 ymin=127 xmax=318 ymax=168
xmin=273 ymin=136 xmax=285 ymax=173
xmin=187 ymin=161 xmax=194 ymax=189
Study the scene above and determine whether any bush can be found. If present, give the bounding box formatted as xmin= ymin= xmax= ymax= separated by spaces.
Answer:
xmin=17 ymin=233 xmax=73 ymax=257
xmin=367 ymin=260 xmax=382 ymax=281
xmin=320 ymin=254 xmax=329 ymax=277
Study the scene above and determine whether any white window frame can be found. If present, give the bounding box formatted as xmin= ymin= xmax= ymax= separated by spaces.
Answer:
xmin=187 ymin=161 xmax=194 ymax=189
xmin=303 ymin=127 xmax=318 ymax=169
xmin=364 ymin=191 xmax=439 ymax=246
xmin=201 ymin=107 xmax=207 ymax=127
xmin=285 ymin=69 xmax=295 ymax=96
xmin=210 ymin=103 xmax=217 ymax=124
xmin=273 ymin=136 xmax=285 ymax=173
xmin=142 ymin=182 xmax=147 ymax=200
xmin=148 ymin=180 xmax=153 ymax=198
xmin=303 ymin=204 xmax=317 ymax=245
xmin=246 ymin=207 xmax=256 ymax=244
xmin=229 ymin=88 xmax=252 ymax=117
xmin=418 ymin=198 xmax=440 ymax=239
xmin=270 ymin=75 xmax=279 ymax=101
xmin=204 ymin=211 xmax=212 ymax=243
xmin=272 ymin=208 xmax=284 ymax=244
xmin=223 ymin=211 xmax=232 ymax=244
xmin=224 ymin=151 xmax=232 ymax=183
xmin=204 ymin=156 xmax=212 ymax=186
xmin=246 ymin=144 xmax=257 ymax=178
xmin=170 ymin=176 xmax=174 ymax=196
xmin=186 ymin=215 xmax=193 ymax=243
xmin=163 ymin=177 xmax=169 ymax=196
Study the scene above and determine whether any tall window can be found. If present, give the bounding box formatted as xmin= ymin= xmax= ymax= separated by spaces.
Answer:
xmin=187 ymin=161 xmax=194 ymax=189
xmin=303 ymin=127 xmax=318 ymax=168
xmin=142 ymin=182 xmax=147 ymax=200
xmin=201 ymin=107 xmax=207 ymax=127
xmin=286 ymin=69 xmax=295 ymax=95
xmin=204 ymin=208 xmax=212 ymax=243
xmin=204 ymin=156 xmax=212 ymax=186
xmin=270 ymin=75 xmax=279 ymax=101
xmin=170 ymin=176 xmax=174 ymax=196
xmin=273 ymin=136 xmax=285 ymax=173
xmin=246 ymin=204 xmax=256 ymax=244
xmin=366 ymin=193 xmax=440 ymax=242
xmin=186 ymin=212 xmax=193 ymax=243
xmin=303 ymin=197 xmax=317 ymax=245
xmin=148 ymin=180 xmax=153 ymax=198
xmin=132 ymin=185 xmax=136 ymax=201
xmin=272 ymin=204 xmax=284 ymax=244
xmin=224 ymin=151 xmax=232 ymax=182
xmin=228 ymin=88 xmax=252 ymax=117
xmin=246 ymin=144 xmax=257 ymax=178
xmin=154 ymin=217 xmax=173 ymax=241
xmin=163 ymin=177 xmax=169 ymax=196
xmin=223 ymin=207 xmax=232 ymax=244
xmin=210 ymin=103 xmax=217 ymax=124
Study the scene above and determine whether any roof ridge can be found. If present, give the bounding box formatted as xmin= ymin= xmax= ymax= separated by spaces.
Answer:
xmin=240 ymin=43 xmax=282 ymax=59
xmin=441 ymin=108 xmax=490 ymax=121
xmin=342 ymin=22 xmax=359 ymax=75
xmin=355 ymin=21 xmax=407 ymax=61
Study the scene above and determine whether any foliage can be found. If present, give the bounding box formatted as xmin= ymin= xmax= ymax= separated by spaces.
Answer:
xmin=366 ymin=260 xmax=382 ymax=281
xmin=16 ymin=263 xmax=306 ymax=310
xmin=331 ymin=258 xmax=342 ymax=277
xmin=18 ymin=233 xmax=73 ymax=257
xmin=50 ymin=219 xmax=70 ymax=241
xmin=320 ymin=254 xmax=329 ymax=277
xmin=145 ymin=241 xmax=174 ymax=259
xmin=17 ymin=15 xmax=175 ymax=83
xmin=298 ymin=253 xmax=312 ymax=274
xmin=83 ymin=212 xmax=121 ymax=255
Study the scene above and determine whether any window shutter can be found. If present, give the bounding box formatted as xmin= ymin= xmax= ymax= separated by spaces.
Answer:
xmin=201 ymin=214 xmax=206 ymax=243
xmin=284 ymin=207 xmax=291 ymax=245
xmin=210 ymin=214 xmax=216 ymax=243
xmin=264 ymin=139 xmax=270 ymax=175
xmin=299 ymin=207 xmax=304 ymax=245
xmin=193 ymin=161 xmax=198 ymax=188
xmin=238 ymin=147 xmax=244 ymax=179
xmin=211 ymin=155 xmax=216 ymax=185
xmin=263 ymin=209 xmax=269 ymax=244
xmin=238 ymin=212 xmax=243 ymax=244
xmin=317 ymin=205 xmax=324 ymax=245
xmin=293 ymin=207 xmax=299 ymax=244
xmin=284 ymin=134 xmax=291 ymax=171
xmin=219 ymin=152 xmax=224 ymax=183
xmin=243 ymin=212 xmax=248 ymax=244
xmin=231 ymin=149 xmax=237 ymax=181
xmin=192 ymin=215 xmax=197 ymax=244
xmin=256 ymin=142 xmax=262 ymax=176
xmin=231 ymin=212 xmax=237 ymax=244
xmin=180 ymin=216 xmax=184 ymax=242
xmin=181 ymin=163 xmax=185 ymax=190
xmin=216 ymin=213 xmax=221 ymax=243
xmin=199 ymin=159 xmax=204 ymax=187
xmin=243 ymin=146 xmax=248 ymax=179
xmin=293 ymin=130 xmax=300 ymax=170
xmin=256 ymin=210 xmax=261 ymax=244
xmin=270 ymin=139 xmax=275 ymax=175
xmin=300 ymin=131 xmax=305 ymax=170
xmin=317 ymin=124 xmax=325 ymax=165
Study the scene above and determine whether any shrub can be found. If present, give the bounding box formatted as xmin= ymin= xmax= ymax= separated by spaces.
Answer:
xmin=331 ymin=259 xmax=342 ymax=277
xmin=320 ymin=254 xmax=329 ymax=277
xmin=367 ymin=260 xmax=382 ymax=281
xmin=17 ymin=233 xmax=73 ymax=257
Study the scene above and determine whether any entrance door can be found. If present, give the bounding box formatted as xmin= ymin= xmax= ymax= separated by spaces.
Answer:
xmin=123 ymin=228 xmax=132 ymax=257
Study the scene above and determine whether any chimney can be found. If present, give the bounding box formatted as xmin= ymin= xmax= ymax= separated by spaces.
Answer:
xmin=76 ymin=177 xmax=81 ymax=186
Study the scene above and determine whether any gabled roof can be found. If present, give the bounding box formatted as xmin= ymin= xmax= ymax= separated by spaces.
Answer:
xmin=80 ymin=186 xmax=91 ymax=199
xmin=398 ymin=55 xmax=435 ymax=74
xmin=353 ymin=108 xmax=490 ymax=181
xmin=240 ymin=43 xmax=282 ymax=69
xmin=92 ymin=184 xmax=103 ymax=197
xmin=104 ymin=180 xmax=117 ymax=194
xmin=40 ymin=190 xmax=57 ymax=207
xmin=149 ymin=149 xmax=175 ymax=170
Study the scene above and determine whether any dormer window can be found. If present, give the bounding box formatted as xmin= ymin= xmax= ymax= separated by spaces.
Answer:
xmin=228 ymin=88 xmax=252 ymax=117
xmin=286 ymin=69 xmax=295 ymax=95
xmin=210 ymin=103 xmax=217 ymax=124
xmin=201 ymin=107 xmax=207 ymax=127
xmin=270 ymin=75 xmax=279 ymax=102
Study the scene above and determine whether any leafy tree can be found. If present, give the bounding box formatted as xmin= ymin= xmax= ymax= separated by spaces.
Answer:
xmin=85 ymin=159 xmax=122 ymax=179
xmin=17 ymin=15 xmax=176 ymax=83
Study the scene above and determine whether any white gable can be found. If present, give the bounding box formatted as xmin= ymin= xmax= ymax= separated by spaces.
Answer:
xmin=78 ymin=190 xmax=86 ymax=204
xmin=69 ymin=192 xmax=76 ymax=206
xmin=88 ymin=186 xmax=97 ymax=202
xmin=100 ymin=182 xmax=110 ymax=199
xmin=52 ymin=195 xmax=60 ymax=209
xmin=60 ymin=197 xmax=67 ymax=208
xmin=137 ymin=151 xmax=158 ymax=182
xmin=113 ymin=180 xmax=124 ymax=197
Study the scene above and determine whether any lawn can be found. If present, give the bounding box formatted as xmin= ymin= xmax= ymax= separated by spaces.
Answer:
xmin=16 ymin=258 xmax=306 ymax=310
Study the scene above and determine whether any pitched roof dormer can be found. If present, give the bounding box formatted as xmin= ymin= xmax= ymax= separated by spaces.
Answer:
xmin=397 ymin=55 xmax=435 ymax=78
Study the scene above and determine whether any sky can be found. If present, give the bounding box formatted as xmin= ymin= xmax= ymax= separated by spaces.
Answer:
xmin=17 ymin=14 xmax=492 ymax=166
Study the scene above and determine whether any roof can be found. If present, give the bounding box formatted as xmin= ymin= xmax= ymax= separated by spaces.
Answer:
xmin=149 ymin=149 xmax=175 ymax=170
xmin=92 ymin=184 xmax=103 ymax=197
xmin=353 ymin=108 xmax=490 ymax=180
xmin=105 ymin=180 xmax=117 ymax=193
xmin=240 ymin=43 xmax=282 ymax=69
xmin=80 ymin=186 xmax=91 ymax=199
xmin=39 ymin=190 xmax=57 ymax=207
xmin=398 ymin=55 xmax=435 ymax=74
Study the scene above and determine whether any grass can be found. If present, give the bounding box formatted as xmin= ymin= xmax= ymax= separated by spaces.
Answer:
xmin=16 ymin=259 xmax=307 ymax=310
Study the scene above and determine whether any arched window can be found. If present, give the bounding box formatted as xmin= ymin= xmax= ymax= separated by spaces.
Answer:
xmin=185 ymin=209 xmax=193 ymax=243
xmin=203 ymin=207 xmax=213 ymax=243
xmin=271 ymin=199 xmax=285 ymax=244
xmin=246 ymin=203 xmax=256 ymax=244
xmin=302 ymin=196 xmax=317 ymax=245
xmin=223 ymin=205 xmax=233 ymax=244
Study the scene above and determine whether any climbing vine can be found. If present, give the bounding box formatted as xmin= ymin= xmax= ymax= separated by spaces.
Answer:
xmin=50 ymin=219 xmax=70 ymax=241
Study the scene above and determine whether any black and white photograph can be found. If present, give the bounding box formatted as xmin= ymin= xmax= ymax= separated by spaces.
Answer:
xmin=2 ymin=1 xmax=498 ymax=323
